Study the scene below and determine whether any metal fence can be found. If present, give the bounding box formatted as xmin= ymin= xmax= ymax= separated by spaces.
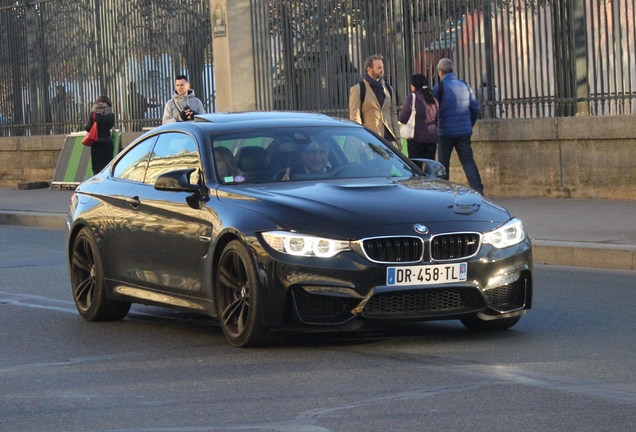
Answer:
xmin=0 ymin=0 xmax=214 ymax=137
xmin=1 ymin=0 xmax=635 ymax=137
xmin=251 ymin=0 xmax=636 ymax=119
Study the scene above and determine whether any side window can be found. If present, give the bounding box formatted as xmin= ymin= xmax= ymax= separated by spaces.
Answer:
xmin=112 ymin=136 xmax=157 ymax=181
xmin=144 ymin=132 xmax=201 ymax=185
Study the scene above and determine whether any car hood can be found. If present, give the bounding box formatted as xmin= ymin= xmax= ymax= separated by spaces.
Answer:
xmin=216 ymin=178 xmax=512 ymax=236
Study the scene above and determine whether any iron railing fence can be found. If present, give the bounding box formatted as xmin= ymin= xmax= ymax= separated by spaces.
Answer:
xmin=0 ymin=0 xmax=214 ymax=137
xmin=251 ymin=0 xmax=636 ymax=119
xmin=1 ymin=0 xmax=634 ymax=137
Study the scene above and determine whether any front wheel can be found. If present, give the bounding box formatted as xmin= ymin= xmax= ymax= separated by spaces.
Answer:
xmin=460 ymin=315 xmax=521 ymax=331
xmin=215 ymin=240 xmax=269 ymax=347
xmin=70 ymin=227 xmax=130 ymax=321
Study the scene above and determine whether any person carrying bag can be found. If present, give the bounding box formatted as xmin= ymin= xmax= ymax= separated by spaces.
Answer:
xmin=398 ymin=74 xmax=439 ymax=161
xmin=399 ymin=94 xmax=416 ymax=140
xmin=85 ymin=95 xmax=115 ymax=175
xmin=82 ymin=112 xmax=98 ymax=146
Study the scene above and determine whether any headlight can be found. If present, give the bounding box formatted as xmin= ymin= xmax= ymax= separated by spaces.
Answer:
xmin=483 ymin=218 xmax=525 ymax=249
xmin=261 ymin=231 xmax=351 ymax=258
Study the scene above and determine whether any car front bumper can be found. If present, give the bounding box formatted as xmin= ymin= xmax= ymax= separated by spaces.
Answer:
xmin=254 ymin=237 xmax=533 ymax=329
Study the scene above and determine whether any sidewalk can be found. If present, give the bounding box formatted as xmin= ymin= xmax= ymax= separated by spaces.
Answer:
xmin=0 ymin=187 xmax=73 ymax=230
xmin=491 ymin=197 xmax=636 ymax=271
xmin=1 ymin=187 xmax=635 ymax=270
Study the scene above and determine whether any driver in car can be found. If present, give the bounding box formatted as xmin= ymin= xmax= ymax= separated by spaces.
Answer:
xmin=281 ymin=141 xmax=331 ymax=181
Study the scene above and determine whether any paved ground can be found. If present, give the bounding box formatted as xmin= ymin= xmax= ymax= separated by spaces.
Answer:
xmin=490 ymin=197 xmax=636 ymax=270
xmin=1 ymin=187 xmax=635 ymax=270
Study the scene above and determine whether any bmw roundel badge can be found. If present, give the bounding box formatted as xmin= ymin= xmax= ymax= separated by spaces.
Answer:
xmin=414 ymin=224 xmax=429 ymax=234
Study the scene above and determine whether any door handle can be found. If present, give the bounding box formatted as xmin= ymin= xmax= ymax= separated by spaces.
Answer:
xmin=125 ymin=196 xmax=141 ymax=208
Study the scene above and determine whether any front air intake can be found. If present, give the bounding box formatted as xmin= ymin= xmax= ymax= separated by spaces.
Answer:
xmin=361 ymin=237 xmax=424 ymax=263
xmin=431 ymin=233 xmax=480 ymax=261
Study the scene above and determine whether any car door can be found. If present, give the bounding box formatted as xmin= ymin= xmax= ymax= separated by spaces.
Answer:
xmin=120 ymin=132 xmax=205 ymax=296
xmin=99 ymin=134 xmax=157 ymax=284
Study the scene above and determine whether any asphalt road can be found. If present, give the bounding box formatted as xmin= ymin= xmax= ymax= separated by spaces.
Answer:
xmin=1 ymin=226 xmax=636 ymax=432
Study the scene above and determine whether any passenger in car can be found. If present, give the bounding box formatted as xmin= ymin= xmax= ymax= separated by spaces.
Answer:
xmin=214 ymin=147 xmax=237 ymax=180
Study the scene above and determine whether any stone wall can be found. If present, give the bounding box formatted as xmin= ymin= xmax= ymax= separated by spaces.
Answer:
xmin=1 ymin=116 xmax=635 ymax=199
xmin=0 ymin=135 xmax=66 ymax=187
xmin=468 ymin=115 xmax=636 ymax=199
xmin=0 ymin=132 xmax=142 ymax=189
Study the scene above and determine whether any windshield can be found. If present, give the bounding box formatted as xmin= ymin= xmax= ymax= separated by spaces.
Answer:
xmin=211 ymin=126 xmax=419 ymax=184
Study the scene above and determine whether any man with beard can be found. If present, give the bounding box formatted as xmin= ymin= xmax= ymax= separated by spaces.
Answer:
xmin=348 ymin=54 xmax=400 ymax=146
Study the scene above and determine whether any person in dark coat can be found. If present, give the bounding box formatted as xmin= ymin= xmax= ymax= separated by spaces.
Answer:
xmin=85 ymin=95 xmax=115 ymax=175
xmin=126 ymin=82 xmax=148 ymax=131
xmin=432 ymin=58 xmax=483 ymax=195
xmin=398 ymin=74 xmax=439 ymax=161
xmin=279 ymin=141 xmax=332 ymax=181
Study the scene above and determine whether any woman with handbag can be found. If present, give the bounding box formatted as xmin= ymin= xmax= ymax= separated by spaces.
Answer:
xmin=398 ymin=74 xmax=439 ymax=161
xmin=85 ymin=95 xmax=115 ymax=175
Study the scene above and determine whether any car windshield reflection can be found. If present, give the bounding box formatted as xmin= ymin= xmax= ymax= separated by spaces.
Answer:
xmin=211 ymin=127 xmax=418 ymax=184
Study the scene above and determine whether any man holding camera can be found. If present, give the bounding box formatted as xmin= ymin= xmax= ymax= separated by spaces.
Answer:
xmin=162 ymin=74 xmax=205 ymax=124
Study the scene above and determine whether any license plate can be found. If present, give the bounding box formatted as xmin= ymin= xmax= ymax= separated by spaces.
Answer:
xmin=387 ymin=263 xmax=467 ymax=286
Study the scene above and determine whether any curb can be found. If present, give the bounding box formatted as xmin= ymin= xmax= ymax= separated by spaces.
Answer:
xmin=0 ymin=211 xmax=66 ymax=230
xmin=532 ymin=240 xmax=636 ymax=271
xmin=0 ymin=212 xmax=634 ymax=271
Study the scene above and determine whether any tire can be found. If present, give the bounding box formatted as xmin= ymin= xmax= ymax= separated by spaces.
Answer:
xmin=70 ymin=227 xmax=130 ymax=321
xmin=215 ymin=240 xmax=269 ymax=347
xmin=460 ymin=314 xmax=521 ymax=331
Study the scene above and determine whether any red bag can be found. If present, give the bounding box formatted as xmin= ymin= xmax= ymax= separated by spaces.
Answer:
xmin=82 ymin=112 xmax=98 ymax=146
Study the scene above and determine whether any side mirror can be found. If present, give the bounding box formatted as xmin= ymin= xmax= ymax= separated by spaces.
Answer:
xmin=412 ymin=158 xmax=447 ymax=179
xmin=154 ymin=168 xmax=201 ymax=193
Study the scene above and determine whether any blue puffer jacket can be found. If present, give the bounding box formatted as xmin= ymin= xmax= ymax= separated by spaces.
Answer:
xmin=432 ymin=73 xmax=480 ymax=137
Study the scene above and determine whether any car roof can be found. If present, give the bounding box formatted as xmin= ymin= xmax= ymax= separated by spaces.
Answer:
xmin=143 ymin=111 xmax=363 ymax=139
xmin=195 ymin=111 xmax=335 ymax=123
xmin=191 ymin=111 xmax=358 ymax=130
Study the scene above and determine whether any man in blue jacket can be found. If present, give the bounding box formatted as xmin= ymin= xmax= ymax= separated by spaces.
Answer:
xmin=433 ymin=58 xmax=484 ymax=195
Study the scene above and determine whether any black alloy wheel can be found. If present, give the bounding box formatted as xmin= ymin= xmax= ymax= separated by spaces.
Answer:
xmin=70 ymin=227 xmax=130 ymax=321
xmin=216 ymin=240 xmax=268 ymax=347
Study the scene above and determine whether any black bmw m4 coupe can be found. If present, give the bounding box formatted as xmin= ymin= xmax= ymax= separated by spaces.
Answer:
xmin=66 ymin=112 xmax=532 ymax=347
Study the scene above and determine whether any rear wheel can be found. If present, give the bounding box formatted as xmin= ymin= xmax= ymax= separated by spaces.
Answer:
xmin=215 ymin=240 xmax=268 ymax=347
xmin=70 ymin=227 xmax=130 ymax=321
xmin=460 ymin=315 xmax=521 ymax=331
